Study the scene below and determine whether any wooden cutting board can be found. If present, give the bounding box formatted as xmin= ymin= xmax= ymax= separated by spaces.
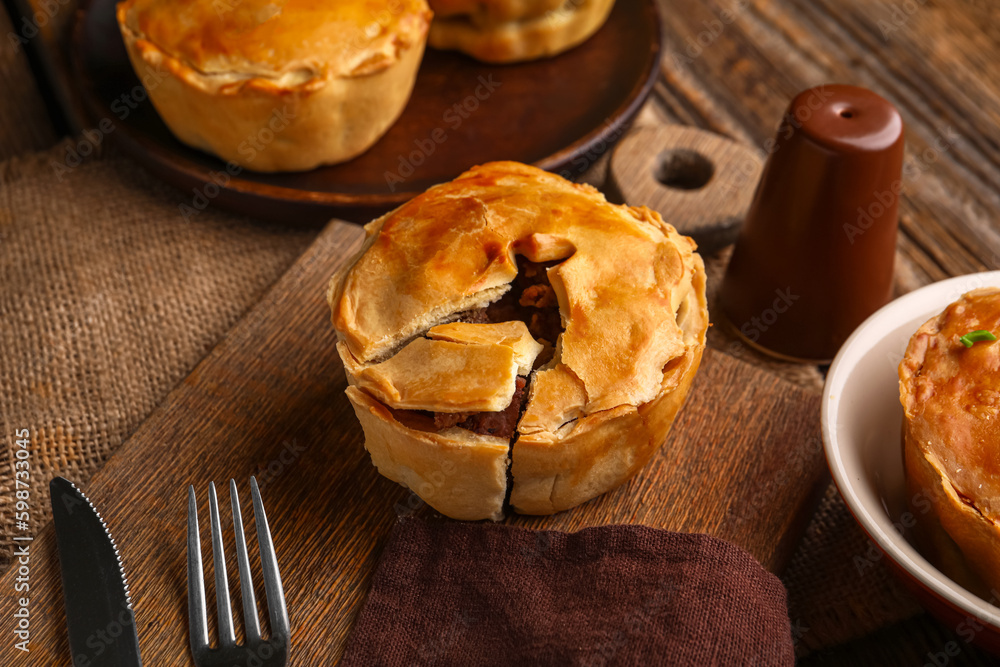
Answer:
xmin=0 ymin=219 xmax=826 ymax=665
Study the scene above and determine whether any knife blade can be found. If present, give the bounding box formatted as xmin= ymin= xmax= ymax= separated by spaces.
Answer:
xmin=50 ymin=477 xmax=143 ymax=667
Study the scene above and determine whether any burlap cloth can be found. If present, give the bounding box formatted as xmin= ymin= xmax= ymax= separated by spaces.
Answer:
xmin=1 ymin=11 xmax=997 ymax=663
xmin=0 ymin=5 xmax=317 ymax=566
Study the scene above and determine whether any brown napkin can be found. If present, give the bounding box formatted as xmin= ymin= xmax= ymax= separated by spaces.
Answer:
xmin=341 ymin=519 xmax=794 ymax=666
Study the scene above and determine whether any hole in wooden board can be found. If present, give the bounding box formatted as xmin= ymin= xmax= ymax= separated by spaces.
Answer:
xmin=654 ymin=149 xmax=715 ymax=190
xmin=840 ymin=109 xmax=855 ymax=118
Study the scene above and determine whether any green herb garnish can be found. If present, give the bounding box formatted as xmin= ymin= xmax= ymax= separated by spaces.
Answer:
xmin=959 ymin=330 xmax=997 ymax=348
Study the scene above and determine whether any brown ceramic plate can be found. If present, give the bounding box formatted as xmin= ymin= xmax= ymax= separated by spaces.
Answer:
xmin=72 ymin=0 xmax=660 ymax=223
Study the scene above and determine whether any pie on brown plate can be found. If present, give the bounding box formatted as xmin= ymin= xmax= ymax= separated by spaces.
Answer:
xmin=426 ymin=0 xmax=615 ymax=63
xmin=116 ymin=0 xmax=432 ymax=171
xmin=328 ymin=161 xmax=708 ymax=520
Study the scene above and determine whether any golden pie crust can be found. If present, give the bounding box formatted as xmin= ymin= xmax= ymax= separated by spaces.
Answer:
xmin=430 ymin=0 xmax=565 ymax=24
xmin=328 ymin=161 xmax=707 ymax=520
xmin=900 ymin=288 xmax=1000 ymax=594
xmin=427 ymin=0 xmax=615 ymax=63
xmin=116 ymin=0 xmax=431 ymax=171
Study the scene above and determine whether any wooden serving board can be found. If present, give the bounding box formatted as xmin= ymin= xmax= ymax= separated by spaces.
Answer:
xmin=0 ymin=220 xmax=826 ymax=665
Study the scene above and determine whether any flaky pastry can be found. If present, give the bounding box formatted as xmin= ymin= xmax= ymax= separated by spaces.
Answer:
xmin=116 ymin=0 xmax=431 ymax=171
xmin=427 ymin=0 xmax=615 ymax=63
xmin=900 ymin=288 xmax=1000 ymax=594
xmin=328 ymin=161 xmax=707 ymax=520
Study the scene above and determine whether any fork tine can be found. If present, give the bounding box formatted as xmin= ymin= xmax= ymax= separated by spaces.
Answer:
xmin=250 ymin=476 xmax=290 ymax=640
xmin=209 ymin=481 xmax=236 ymax=647
xmin=187 ymin=486 xmax=209 ymax=652
xmin=230 ymin=479 xmax=261 ymax=642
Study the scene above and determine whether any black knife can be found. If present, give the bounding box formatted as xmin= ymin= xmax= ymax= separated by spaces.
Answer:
xmin=50 ymin=477 xmax=143 ymax=667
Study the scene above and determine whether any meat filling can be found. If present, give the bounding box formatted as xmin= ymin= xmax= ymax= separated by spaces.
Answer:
xmin=483 ymin=258 xmax=563 ymax=349
xmin=400 ymin=256 xmax=565 ymax=439
xmin=433 ymin=376 xmax=528 ymax=439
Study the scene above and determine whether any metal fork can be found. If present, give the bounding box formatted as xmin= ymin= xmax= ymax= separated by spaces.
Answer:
xmin=187 ymin=477 xmax=290 ymax=666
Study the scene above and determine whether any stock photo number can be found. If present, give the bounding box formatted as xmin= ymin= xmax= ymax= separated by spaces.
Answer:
xmin=12 ymin=428 xmax=32 ymax=654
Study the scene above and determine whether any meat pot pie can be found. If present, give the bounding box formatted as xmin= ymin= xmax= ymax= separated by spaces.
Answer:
xmin=426 ymin=0 xmax=615 ymax=63
xmin=116 ymin=0 xmax=431 ymax=171
xmin=328 ymin=161 xmax=708 ymax=520
xmin=900 ymin=288 xmax=1000 ymax=593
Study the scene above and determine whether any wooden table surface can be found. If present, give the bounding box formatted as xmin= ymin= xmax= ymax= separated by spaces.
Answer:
xmin=15 ymin=0 xmax=1000 ymax=290
xmin=0 ymin=219 xmax=830 ymax=664
xmin=652 ymin=0 xmax=1000 ymax=294
xmin=3 ymin=0 xmax=1000 ymax=664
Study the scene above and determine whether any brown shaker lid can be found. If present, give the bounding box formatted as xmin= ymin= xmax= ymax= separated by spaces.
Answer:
xmin=793 ymin=84 xmax=903 ymax=154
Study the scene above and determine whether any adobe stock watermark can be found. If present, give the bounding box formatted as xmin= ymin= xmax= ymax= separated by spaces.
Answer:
xmin=734 ymin=287 xmax=799 ymax=346
xmin=227 ymin=635 xmax=287 ymax=667
xmin=6 ymin=0 xmax=72 ymax=54
xmin=878 ymin=0 xmax=929 ymax=41
xmin=219 ymin=262 xmax=308 ymax=352
xmin=555 ymin=116 xmax=630 ymax=181
xmin=665 ymin=0 xmax=753 ymax=68
xmin=936 ymin=271 xmax=1000 ymax=311
xmin=69 ymin=599 xmax=138 ymax=667
xmin=790 ymin=616 xmax=810 ymax=649
xmin=728 ymin=434 xmax=823 ymax=524
xmin=743 ymin=616 xmax=810 ymax=665
xmin=383 ymin=74 xmax=502 ymax=192
xmin=722 ymin=85 xmax=836 ymax=198
xmin=253 ymin=439 xmax=307 ymax=489
xmin=50 ymin=62 xmax=170 ymax=181
xmin=519 ymin=530 xmax=553 ymax=567
xmin=343 ymin=0 xmax=412 ymax=59
xmin=883 ymin=331 xmax=910 ymax=374
xmin=853 ymin=488 xmax=932 ymax=576
xmin=393 ymin=459 xmax=458 ymax=517
xmin=843 ymin=125 xmax=960 ymax=244
xmin=919 ymin=588 xmax=1000 ymax=667
xmin=211 ymin=0 xmax=246 ymax=18
xmin=581 ymin=576 xmax=681 ymax=667
xmin=46 ymin=484 xmax=140 ymax=666
xmin=179 ymin=105 xmax=296 ymax=221
xmin=416 ymin=609 xmax=477 ymax=662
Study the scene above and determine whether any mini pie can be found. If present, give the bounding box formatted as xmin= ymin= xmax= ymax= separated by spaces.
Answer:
xmin=427 ymin=0 xmax=615 ymax=63
xmin=328 ymin=161 xmax=708 ymax=520
xmin=900 ymin=288 xmax=1000 ymax=594
xmin=116 ymin=0 xmax=432 ymax=171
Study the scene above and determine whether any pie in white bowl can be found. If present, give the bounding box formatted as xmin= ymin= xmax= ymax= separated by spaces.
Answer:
xmin=823 ymin=272 xmax=1000 ymax=651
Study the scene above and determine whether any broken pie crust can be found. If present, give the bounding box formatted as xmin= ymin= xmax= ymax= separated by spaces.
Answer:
xmin=328 ymin=161 xmax=708 ymax=520
xmin=115 ymin=0 xmax=431 ymax=171
xmin=427 ymin=0 xmax=616 ymax=63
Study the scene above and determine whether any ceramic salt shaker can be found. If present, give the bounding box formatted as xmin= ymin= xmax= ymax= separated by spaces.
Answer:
xmin=720 ymin=84 xmax=905 ymax=363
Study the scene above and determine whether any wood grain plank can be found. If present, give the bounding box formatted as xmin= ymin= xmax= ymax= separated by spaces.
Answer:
xmin=784 ymin=0 xmax=1000 ymax=271
xmin=654 ymin=0 xmax=1000 ymax=288
xmin=649 ymin=3 xmax=1000 ymax=657
xmin=0 ymin=219 xmax=826 ymax=665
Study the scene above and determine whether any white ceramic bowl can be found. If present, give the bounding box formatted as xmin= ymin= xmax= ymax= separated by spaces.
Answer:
xmin=823 ymin=271 xmax=1000 ymax=650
